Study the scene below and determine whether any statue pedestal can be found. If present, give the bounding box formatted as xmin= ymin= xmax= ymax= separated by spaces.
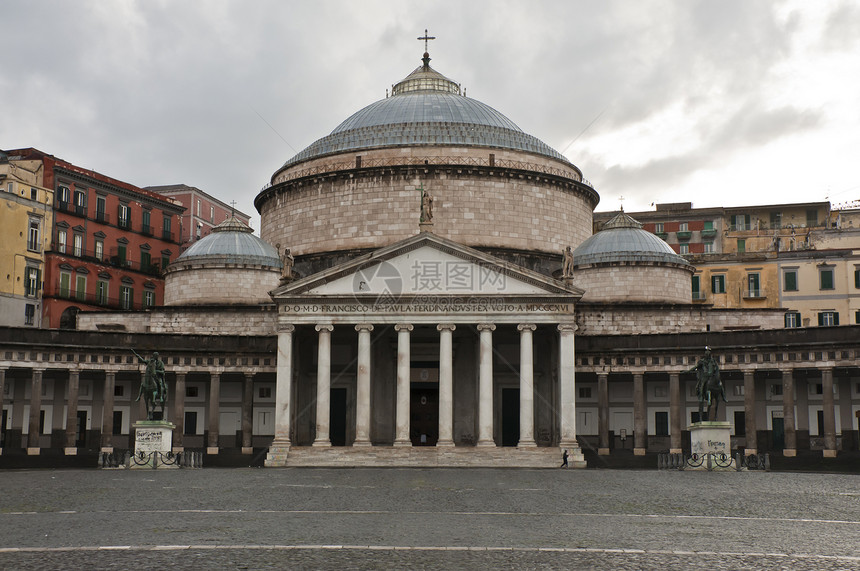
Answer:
xmin=131 ymin=420 xmax=178 ymax=469
xmin=688 ymin=421 xmax=735 ymax=470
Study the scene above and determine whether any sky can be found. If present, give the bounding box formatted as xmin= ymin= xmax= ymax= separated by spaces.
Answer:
xmin=3 ymin=1 xmax=860 ymax=233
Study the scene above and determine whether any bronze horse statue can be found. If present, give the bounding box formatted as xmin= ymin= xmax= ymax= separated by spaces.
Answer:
xmin=688 ymin=347 xmax=727 ymax=422
xmin=133 ymin=349 xmax=167 ymax=420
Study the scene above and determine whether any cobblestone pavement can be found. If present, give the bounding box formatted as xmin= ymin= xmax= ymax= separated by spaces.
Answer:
xmin=0 ymin=468 xmax=858 ymax=569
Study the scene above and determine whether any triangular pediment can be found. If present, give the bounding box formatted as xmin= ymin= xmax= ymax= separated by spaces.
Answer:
xmin=271 ymin=232 xmax=583 ymax=299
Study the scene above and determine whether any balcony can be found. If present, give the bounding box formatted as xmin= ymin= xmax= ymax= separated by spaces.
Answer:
xmin=700 ymin=228 xmax=717 ymax=239
xmin=162 ymin=230 xmax=175 ymax=242
xmin=141 ymin=224 xmax=153 ymax=236
xmin=692 ymin=291 xmax=707 ymax=301
xmin=676 ymin=231 xmax=692 ymax=241
xmin=95 ymin=211 xmax=110 ymax=224
xmin=44 ymin=282 xmax=144 ymax=311
xmin=655 ymin=232 xmax=668 ymax=240
xmin=743 ymin=289 xmax=767 ymax=300
xmin=48 ymin=244 xmax=163 ymax=277
xmin=117 ymin=218 xmax=131 ymax=230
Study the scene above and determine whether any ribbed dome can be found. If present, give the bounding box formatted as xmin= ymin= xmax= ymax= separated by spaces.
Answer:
xmin=278 ymin=54 xmax=570 ymax=170
xmin=573 ymin=212 xmax=691 ymax=267
xmin=177 ymin=217 xmax=281 ymax=268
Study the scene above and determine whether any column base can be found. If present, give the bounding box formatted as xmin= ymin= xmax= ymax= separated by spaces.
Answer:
xmin=598 ymin=448 xmax=610 ymax=456
xmin=436 ymin=440 xmax=455 ymax=447
xmin=100 ymin=446 xmax=114 ymax=454
xmin=669 ymin=448 xmax=682 ymax=454
xmin=206 ymin=447 xmax=219 ymax=455
xmin=352 ymin=441 xmax=372 ymax=447
xmin=172 ymin=446 xmax=184 ymax=454
xmin=517 ymin=441 xmax=537 ymax=448
xmin=393 ymin=440 xmax=412 ymax=447
xmin=64 ymin=447 xmax=78 ymax=456
xmin=312 ymin=441 xmax=332 ymax=448
xmin=241 ymin=447 xmax=253 ymax=455
xmin=476 ymin=440 xmax=496 ymax=448
xmin=782 ymin=449 xmax=796 ymax=457
xmin=27 ymin=447 xmax=40 ymax=456
xmin=823 ymin=449 xmax=838 ymax=458
xmin=633 ymin=448 xmax=646 ymax=456
xmin=744 ymin=448 xmax=757 ymax=456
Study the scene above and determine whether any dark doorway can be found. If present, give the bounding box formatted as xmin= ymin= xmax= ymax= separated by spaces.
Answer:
xmin=60 ymin=307 xmax=80 ymax=330
xmin=76 ymin=410 xmax=87 ymax=447
xmin=501 ymin=388 xmax=520 ymax=447
xmin=734 ymin=410 xmax=746 ymax=437
xmin=817 ymin=410 xmax=825 ymax=437
xmin=330 ymin=388 xmax=347 ymax=446
xmin=184 ymin=411 xmax=197 ymax=436
xmin=411 ymin=385 xmax=438 ymax=446
xmin=1 ymin=409 xmax=6 ymax=446
xmin=772 ymin=415 xmax=785 ymax=450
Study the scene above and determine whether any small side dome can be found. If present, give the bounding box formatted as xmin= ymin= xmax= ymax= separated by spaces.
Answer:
xmin=572 ymin=211 xmax=694 ymax=304
xmin=165 ymin=216 xmax=282 ymax=306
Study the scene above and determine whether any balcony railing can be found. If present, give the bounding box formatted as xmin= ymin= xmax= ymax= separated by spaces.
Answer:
xmin=95 ymin=211 xmax=110 ymax=224
xmin=49 ymin=244 xmax=163 ymax=276
xmin=743 ymin=289 xmax=767 ymax=299
xmin=655 ymin=232 xmax=668 ymax=240
xmin=700 ymin=228 xmax=717 ymax=239
xmin=57 ymin=201 xmax=88 ymax=217
xmin=141 ymin=224 xmax=153 ymax=236
xmin=692 ymin=291 xmax=707 ymax=301
xmin=162 ymin=230 xmax=175 ymax=242
xmin=44 ymin=282 xmax=147 ymax=310
xmin=676 ymin=231 xmax=692 ymax=241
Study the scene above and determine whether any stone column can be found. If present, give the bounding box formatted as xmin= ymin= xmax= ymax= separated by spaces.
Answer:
xmin=394 ymin=323 xmax=413 ymax=447
xmin=100 ymin=371 xmax=115 ymax=452
xmin=354 ymin=323 xmax=374 ymax=447
xmin=437 ymin=323 xmax=456 ymax=447
xmin=313 ymin=324 xmax=334 ymax=447
xmin=207 ymin=372 xmax=221 ymax=455
xmin=781 ymin=369 xmax=797 ymax=457
xmin=173 ymin=372 xmax=186 ymax=452
xmin=517 ymin=324 xmax=537 ymax=448
xmin=597 ymin=373 xmax=609 ymax=455
xmin=266 ymin=324 xmax=294 ymax=466
xmin=242 ymin=372 xmax=254 ymax=454
xmin=743 ymin=369 xmax=757 ymax=455
xmin=669 ymin=372 xmax=682 ymax=454
xmin=633 ymin=372 xmax=646 ymax=455
xmin=64 ymin=370 xmax=80 ymax=455
xmin=821 ymin=367 xmax=837 ymax=458
xmin=0 ymin=368 xmax=5 ymax=455
xmin=476 ymin=323 xmax=496 ymax=447
xmin=27 ymin=369 xmax=43 ymax=455
xmin=558 ymin=324 xmax=578 ymax=449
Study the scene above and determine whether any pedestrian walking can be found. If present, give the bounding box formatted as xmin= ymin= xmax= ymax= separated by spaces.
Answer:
xmin=560 ymin=449 xmax=569 ymax=468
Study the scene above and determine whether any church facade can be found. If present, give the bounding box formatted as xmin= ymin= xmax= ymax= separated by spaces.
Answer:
xmin=1 ymin=47 xmax=858 ymax=466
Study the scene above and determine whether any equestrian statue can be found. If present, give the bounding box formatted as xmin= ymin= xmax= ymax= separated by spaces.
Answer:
xmin=132 ymin=349 xmax=168 ymax=420
xmin=687 ymin=346 xmax=727 ymax=422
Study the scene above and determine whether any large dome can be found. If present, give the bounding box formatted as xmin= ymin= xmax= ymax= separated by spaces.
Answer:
xmin=277 ymin=56 xmax=570 ymax=171
xmin=177 ymin=217 xmax=281 ymax=268
xmin=573 ymin=212 xmax=688 ymax=267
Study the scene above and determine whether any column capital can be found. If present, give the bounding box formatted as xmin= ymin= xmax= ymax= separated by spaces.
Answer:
xmin=244 ymin=371 xmax=255 ymax=380
xmin=174 ymin=371 xmax=186 ymax=380
xmin=437 ymin=323 xmax=456 ymax=332
xmin=395 ymin=323 xmax=414 ymax=332
xmin=315 ymin=323 xmax=334 ymax=333
xmin=557 ymin=323 xmax=577 ymax=333
xmin=355 ymin=323 xmax=374 ymax=332
xmin=517 ymin=323 xmax=537 ymax=332
xmin=476 ymin=322 xmax=496 ymax=332
xmin=277 ymin=323 xmax=296 ymax=333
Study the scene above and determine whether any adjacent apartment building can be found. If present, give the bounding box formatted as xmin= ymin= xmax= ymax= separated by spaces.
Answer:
xmin=595 ymin=201 xmax=860 ymax=327
xmin=3 ymin=149 xmax=186 ymax=329
xmin=144 ymin=184 xmax=251 ymax=250
xmin=0 ymin=151 xmax=54 ymax=328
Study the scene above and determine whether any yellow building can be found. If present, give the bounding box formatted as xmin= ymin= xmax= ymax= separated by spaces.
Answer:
xmin=0 ymin=152 xmax=53 ymax=327
xmin=690 ymin=254 xmax=781 ymax=311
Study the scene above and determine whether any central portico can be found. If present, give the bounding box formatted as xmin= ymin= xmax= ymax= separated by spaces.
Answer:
xmin=265 ymin=233 xmax=585 ymax=467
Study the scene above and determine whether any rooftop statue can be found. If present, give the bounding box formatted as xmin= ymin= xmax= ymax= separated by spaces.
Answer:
xmin=133 ymin=349 xmax=168 ymax=421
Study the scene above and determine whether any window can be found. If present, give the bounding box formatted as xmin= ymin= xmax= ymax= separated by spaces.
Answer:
xmin=784 ymin=311 xmax=801 ymax=328
xmin=73 ymin=233 xmax=83 ymax=257
xmin=818 ymin=311 xmax=839 ymax=326
xmin=655 ymin=411 xmax=669 ymax=436
xmin=186 ymin=386 xmax=199 ymax=398
xmin=679 ymin=244 xmax=689 ymax=254
xmin=57 ymin=229 xmax=67 ymax=254
xmin=196 ymin=200 xmax=201 ymax=217
xmin=806 ymin=209 xmax=818 ymax=227
xmin=578 ymin=387 xmax=592 ymax=399
xmin=142 ymin=210 xmax=151 ymax=234
xmin=784 ymin=270 xmax=798 ymax=291
xmin=143 ymin=290 xmax=155 ymax=308
xmin=59 ymin=272 xmax=71 ymax=298
xmin=57 ymin=185 xmax=70 ymax=206
xmin=747 ymin=273 xmax=760 ymax=297
xmin=703 ymin=220 xmax=714 ymax=230
xmin=210 ymin=205 xmax=214 ymax=222
xmin=75 ymin=275 xmax=86 ymax=301
xmin=6 ymin=182 xmax=12 ymax=193
xmin=703 ymin=242 xmax=714 ymax=253
xmin=161 ymin=255 xmax=170 ymax=270
xmin=120 ymin=286 xmax=133 ymax=309
xmin=770 ymin=212 xmax=782 ymax=229
xmin=73 ymin=189 xmax=86 ymax=215
xmin=771 ymin=384 xmax=783 ymax=397
xmin=655 ymin=222 xmax=664 ymax=233
xmin=856 ymin=310 xmax=860 ymax=325
xmin=185 ymin=411 xmax=198 ymax=435
xmin=30 ymin=187 xmax=38 ymax=201
xmin=732 ymin=214 xmax=751 ymax=230
xmin=96 ymin=280 xmax=109 ymax=305
xmin=711 ymin=274 xmax=726 ymax=294
xmin=691 ymin=275 xmax=702 ymax=299
xmin=24 ymin=304 xmax=35 ymax=326
xmin=25 ymin=267 xmax=40 ymax=297
xmin=114 ymin=384 xmax=125 ymax=397
xmin=140 ymin=250 xmax=152 ymax=272
xmin=27 ymin=220 xmax=40 ymax=252
xmin=855 ymin=268 xmax=860 ymax=289
xmin=819 ymin=267 xmax=834 ymax=290
xmin=737 ymin=239 xmax=746 ymax=253
xmin=163 ymin=215 xmax=172 ymax=240
xmin=96 ymin=196 xmax=107 ymax=222
xmin=94 ymin=239 xmax=104 ymax=261
xmin=117 ymin=244 xmax=127 ymax=264
xmin=258 ymin=387 xmax=272 ymax=398
xmin=118 ymin=204 xmax=130 ymax=229
xmin=679 ymin=222 xmax=688 ymax=232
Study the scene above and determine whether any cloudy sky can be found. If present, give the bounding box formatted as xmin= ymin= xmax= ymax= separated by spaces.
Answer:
xmin=3 ymin=1 xmax=860 ymax=232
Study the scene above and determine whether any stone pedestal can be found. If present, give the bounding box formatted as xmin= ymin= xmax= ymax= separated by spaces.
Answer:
xmin=689 ymin=421 xmax=732 ymax=456
xmin=132 ymin=420 xmax=177 ymax=469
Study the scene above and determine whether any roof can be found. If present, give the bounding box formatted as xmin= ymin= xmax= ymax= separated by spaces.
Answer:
xmin=176 ymin=216 xmax=281 ymax=268
xmin=145 ymin=184 xmax=252 ymax=220
xmin=276 ymin=53 xmax=572 ymax=172
xmin=573 ymin=212 xmax=692 ymax=267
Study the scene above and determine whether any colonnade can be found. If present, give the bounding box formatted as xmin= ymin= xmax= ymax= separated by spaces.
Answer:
xmin=270 ymin=321 xmax=578 ymax=450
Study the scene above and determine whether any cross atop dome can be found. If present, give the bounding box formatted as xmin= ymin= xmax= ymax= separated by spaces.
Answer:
xmin=418 ymin=29 xmax=435 ymax=68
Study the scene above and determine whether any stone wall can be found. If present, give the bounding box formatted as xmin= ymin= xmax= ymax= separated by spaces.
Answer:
xmin=575 ymin=304 xmax=785 ymax=336
xmin=76 ymin=305 xmax=277 ymax=336
xmin=259 ymin=148 xmax=597 ymax=258
xmin=164 ymin=265 xmax=280 ymax=306
xmin=574 ymin=264 xmax=693 ymax=304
